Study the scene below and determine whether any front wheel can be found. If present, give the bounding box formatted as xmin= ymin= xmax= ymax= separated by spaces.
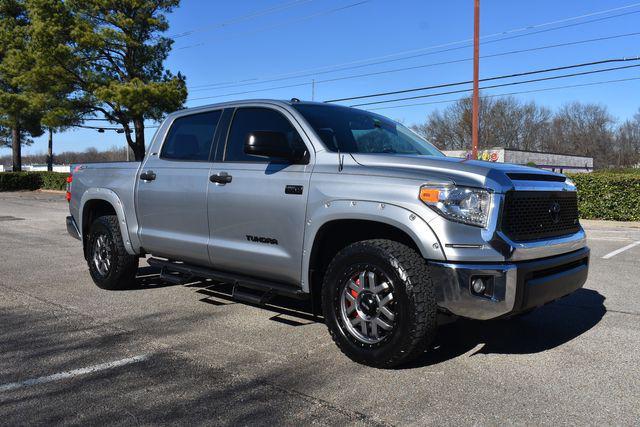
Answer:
xmin=87 ymin=215 xmax=139 ymax=290
xmin=322 ymin=239 xmax=437 ymax=368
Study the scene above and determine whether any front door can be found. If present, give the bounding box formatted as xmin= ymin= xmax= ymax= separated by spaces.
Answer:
xmin=136 ymin=109 xmax=222 ymax=266
xmin=207 ymin=106 xmax=313 ymax=285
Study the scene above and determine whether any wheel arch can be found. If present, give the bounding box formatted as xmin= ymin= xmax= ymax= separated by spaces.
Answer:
xmin=302 ymin=200 xmax=445 ymax=306
xmin=79 ymin=189 xmax=136 ymax=257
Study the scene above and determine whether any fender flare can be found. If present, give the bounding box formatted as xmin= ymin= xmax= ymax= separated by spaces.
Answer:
xmin=301 ymin=199 xmax=446 ymax=293
xmin=79 ymin=188 xmax=137 ymax=255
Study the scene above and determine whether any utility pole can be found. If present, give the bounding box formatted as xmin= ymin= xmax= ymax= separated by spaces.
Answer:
xmin=311 ymin=79 xmax=316 ymax=101
xmin=471 ymin=0 xmax=480 ymax=160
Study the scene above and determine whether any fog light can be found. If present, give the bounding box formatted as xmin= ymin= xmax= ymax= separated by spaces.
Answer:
xmin=471 ymin=278 xmax=486 ymax=294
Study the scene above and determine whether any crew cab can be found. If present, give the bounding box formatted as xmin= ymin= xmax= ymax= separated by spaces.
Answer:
xmin=66 ymin=99 xmax=589 ymax=367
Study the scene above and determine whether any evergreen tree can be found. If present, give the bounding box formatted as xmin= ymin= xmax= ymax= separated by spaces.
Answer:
xmin=0 ymin=0 xmax=44 ymax=171
xmin=28 ymin=0 xmax=187 ymax=161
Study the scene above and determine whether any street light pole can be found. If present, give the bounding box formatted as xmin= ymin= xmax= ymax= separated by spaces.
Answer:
xmin=471 ymin=0 xmax=480 ymax=160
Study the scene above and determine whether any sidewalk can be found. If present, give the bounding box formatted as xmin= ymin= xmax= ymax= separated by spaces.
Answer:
xmin=581 ymin=219 xmax=640 ymax=229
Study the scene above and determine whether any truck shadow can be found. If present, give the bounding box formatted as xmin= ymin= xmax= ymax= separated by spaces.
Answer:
xmin=187 ymin=281 xmax=320 ymax=325
xmin=133 ymin=267 xmax=606 ymax=369
xmin=133 ymin=266 xmax=321 ymax=325
xmin=406 ymin=288 xmax=607 ymax=369
xmin=122 ymin=266 xmax=183 ymax=289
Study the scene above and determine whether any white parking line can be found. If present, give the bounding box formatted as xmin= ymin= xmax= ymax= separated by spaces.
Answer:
xmin=602 ymin=241 xmax=640 ymax=259
xmin=0 ymin=354 xmax=149 ymax=393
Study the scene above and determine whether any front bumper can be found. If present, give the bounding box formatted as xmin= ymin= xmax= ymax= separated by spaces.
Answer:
xmin=66 ymin=215 xmax=81 ymax=240
xmin=430 ymin=247 xmax=590 ymax=320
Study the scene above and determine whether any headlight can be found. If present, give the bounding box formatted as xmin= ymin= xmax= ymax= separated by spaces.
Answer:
xmin=419 ymin=185 xmax=491 ymax=227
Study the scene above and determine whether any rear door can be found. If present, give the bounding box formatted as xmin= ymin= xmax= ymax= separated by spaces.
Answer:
xmin=136 ymin=109 xmax=222 ymax=265
xmin=207 ymin=106 xmax=313 ymax=285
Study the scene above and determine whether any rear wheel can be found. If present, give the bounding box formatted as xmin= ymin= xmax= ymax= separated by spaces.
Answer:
xmin=87 ymin=215 xmax=138 ymax=290
xmin=322 ymin=239 xmax=437 ymax=368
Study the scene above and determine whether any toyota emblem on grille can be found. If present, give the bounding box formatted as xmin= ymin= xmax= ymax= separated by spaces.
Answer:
xmin=549 ymin=201 xmax=562 ymax=224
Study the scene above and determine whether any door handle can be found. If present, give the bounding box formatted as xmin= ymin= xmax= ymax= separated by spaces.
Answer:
xmin=140 ymin=170 xmax=156 ymax=181
xmin=209 ymin=172 xmax=232 ymax=184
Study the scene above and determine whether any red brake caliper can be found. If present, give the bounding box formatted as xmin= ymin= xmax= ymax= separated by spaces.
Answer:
xmin=350 ymin=278 xmax=360 ymax=318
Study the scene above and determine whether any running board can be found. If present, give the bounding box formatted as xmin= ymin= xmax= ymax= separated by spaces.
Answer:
xmin=160 ymin=266 xmax=191 ymax=285
xmin=232 ymin=285 xmax=274 ymax=305
xmin=147 ymin=258 xmax=308 ymax=300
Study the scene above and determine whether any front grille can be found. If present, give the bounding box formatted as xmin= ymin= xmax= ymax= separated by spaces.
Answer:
xmin=501 ymin=191 xmax=580 ymax=242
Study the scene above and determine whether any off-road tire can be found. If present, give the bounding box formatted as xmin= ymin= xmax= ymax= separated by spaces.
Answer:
xmin=322 ymin=239 xmax=437 ymax=368
xmin=87 ymin=215 xmax=138 ymax=290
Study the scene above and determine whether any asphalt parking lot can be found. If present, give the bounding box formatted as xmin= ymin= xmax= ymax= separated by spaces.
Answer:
xmin=1 ymin=191 xmax=639 ymax=426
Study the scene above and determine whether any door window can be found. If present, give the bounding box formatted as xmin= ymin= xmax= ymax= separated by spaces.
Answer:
xmin=224 ymin=107 xmax=305 ymax=162
xmin=160 ymin=110 xmax=222 ymax=161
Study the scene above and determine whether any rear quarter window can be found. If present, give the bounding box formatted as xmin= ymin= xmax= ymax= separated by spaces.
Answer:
xmin=161 ymin=110 xmax=222 ymax=161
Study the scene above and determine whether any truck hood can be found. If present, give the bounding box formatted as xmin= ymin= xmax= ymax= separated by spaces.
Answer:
xmin=349 ymin=153 xmax=567 ymax=191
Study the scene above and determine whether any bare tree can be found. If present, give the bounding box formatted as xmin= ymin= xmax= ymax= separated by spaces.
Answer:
xmin=412 ymin=95 xmax=495 ymax=150
xmin=413 ymin=95 xmax=551 ymax=152
xmin=614 ymin=108 xmax=640 ymax=167
xmin=548 ymin=102 xmax=616 ymax=167
xmin=0 ymin=145 xmax=132 ymax=168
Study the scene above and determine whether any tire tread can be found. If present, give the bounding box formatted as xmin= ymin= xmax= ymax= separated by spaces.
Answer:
xmin=322 ymin=239 xmax=437 ymax=368
xmin=87 ymin=215 xmax=138 ymax=290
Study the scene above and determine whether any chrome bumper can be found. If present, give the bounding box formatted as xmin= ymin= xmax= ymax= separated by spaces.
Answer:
xmin=66 ymin=215 xmax=81 ymax=240
xmin=497 ymin=228 xmax=587 ymax=261
xmin=431 ymin=247 xmax=590 ymax=320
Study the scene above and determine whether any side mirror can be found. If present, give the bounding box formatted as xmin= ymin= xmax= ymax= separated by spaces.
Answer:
xmin=244 ymin=131 xmax=306 ymax=163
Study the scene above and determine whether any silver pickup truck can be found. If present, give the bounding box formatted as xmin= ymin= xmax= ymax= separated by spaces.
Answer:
xmin=66 ymin=99 xmax=589 ymax=367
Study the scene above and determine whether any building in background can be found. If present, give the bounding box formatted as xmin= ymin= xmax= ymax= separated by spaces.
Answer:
xmin=0 ymin=165 xmax=4 ymax=172
xmin=443 ymin=147 xmax=593 ymax=173
xmin=22 ymin=164 xmax=71 ymax=173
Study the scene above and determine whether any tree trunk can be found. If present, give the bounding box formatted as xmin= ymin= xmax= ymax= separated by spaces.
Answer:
xmin=132 ymin=118 xmax=146 ymax=161
xmin=12 ymin=127 xmax=21 ymax=172
xmin=47 ymin=128 xmax=53 ymax=172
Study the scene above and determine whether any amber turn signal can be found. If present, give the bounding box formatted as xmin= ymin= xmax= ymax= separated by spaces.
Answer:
xmin=419 ymin=188 xmax=440 ymax=203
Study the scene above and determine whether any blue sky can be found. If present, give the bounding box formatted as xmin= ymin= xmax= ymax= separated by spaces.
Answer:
xmin=9 ymin=0 xmax=640 ymax=156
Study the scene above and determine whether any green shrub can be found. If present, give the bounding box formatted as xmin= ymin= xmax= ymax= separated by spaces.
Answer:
xmin=568 ymin=172 xmax=640 ymax=221
xmin=0 ymin=172 xmax=42 ymax=191
xmin=0 ymin=171 xmax=68 ymax=192
xmin=38 ymin=171 xmax=68 ymax=190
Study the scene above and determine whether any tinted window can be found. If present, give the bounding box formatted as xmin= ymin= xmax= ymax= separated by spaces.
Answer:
xmin=292 ymin=104 xmax=443 ymax=156
xmin=225 ymin=108 xmax=305 ymax=162
xmin=161 ymin=110 xmax=222 ymax=161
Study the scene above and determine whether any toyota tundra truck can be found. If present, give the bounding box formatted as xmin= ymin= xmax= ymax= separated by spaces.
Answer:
xmin=66 ymin=99 xmax=590 ymax=367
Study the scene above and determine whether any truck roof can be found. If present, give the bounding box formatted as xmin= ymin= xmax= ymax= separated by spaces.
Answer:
xmin=166 ymin=99 xmax=337 ymax=118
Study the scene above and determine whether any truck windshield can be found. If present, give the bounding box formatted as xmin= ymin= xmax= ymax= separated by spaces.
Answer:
xmin=292 ymin=103 xmax=443 ymax=156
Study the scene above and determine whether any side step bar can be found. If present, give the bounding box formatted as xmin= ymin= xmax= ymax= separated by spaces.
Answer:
xmin=159 ymin=266 xmax=190 ymax=285
xmin=147 ymin=257 xmax=308 ymax=300
xmin=232 ymin=285 xmax=273 ymax=305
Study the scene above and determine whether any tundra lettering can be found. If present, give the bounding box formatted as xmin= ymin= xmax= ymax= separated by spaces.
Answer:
xmin=246 ymin=235 xmax=279 ymax=245
xmin=66 ymin=99 xmax=589 ymax=367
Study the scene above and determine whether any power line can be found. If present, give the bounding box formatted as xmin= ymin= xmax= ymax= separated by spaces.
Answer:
xmin=188 ymin=82 xmax=312 ymax=102
xmin=327 ymin=57 xmax=640 ymax=103
xmin=175 ymin=0 xmax=371 ymax=51
xmin=315 ymin=32 xmax=640 ymax=86
xmin=366 ymin=76 xmax=640 ymax=111
xmin=168 ymin=0 xmax=317 ymax=39
xmin=187 ymin=2 xmax=640 ymax=90
xmin=185 ymin=56 xmax=640 ymax=105
xmin=76 ymin=124 xmax=159 ymax=131
xmin=349 ymin=62 xmax=640 ymax=107
xmin=186 ymin=32 xmax=640 ymax=100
